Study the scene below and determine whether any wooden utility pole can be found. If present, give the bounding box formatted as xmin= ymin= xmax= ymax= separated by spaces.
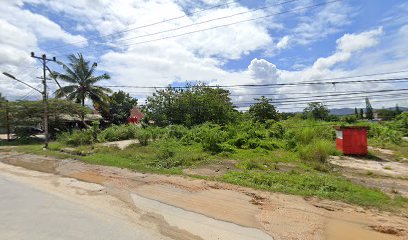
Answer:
xmin=31 ymin=52 xmax=56 ymax=149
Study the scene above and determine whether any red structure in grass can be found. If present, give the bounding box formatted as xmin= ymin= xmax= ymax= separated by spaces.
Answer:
xmin=334 ymin=126 xmax=369 ymax=156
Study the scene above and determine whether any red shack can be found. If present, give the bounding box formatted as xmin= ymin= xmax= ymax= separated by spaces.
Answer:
xmin=334 ymin=126 xmax=369 ymax=156
xmin=128 ymin=106 xmax=145 ymax=125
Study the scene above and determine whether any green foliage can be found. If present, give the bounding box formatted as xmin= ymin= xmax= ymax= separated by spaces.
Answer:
xmin=195 ymin=124 xmax=228 ymax=153
xmin=98 ymin=124 xmax=140 ymax=142
xmin=58 ymin=129 xmax=95 ymax=146
xmin=342 ymin=115 xmax=357 ymax=124
xmin=53 ymin=53 xmax=111 ymax=108
xmin=391 ymin=112 xmax=408 ymax=136
xmin=100 ymin=90 xmax=138 ymax=124
xmin=14 ymin=126 xmax=37 ymax=140
xmin=298 ymin=139 xmax=337 ymax=163
xmin=221 ymin=171 xmax=405 ymax=210
xmin=359 ymin=109 xmax=364 ymax=119
xmin=376 ymin=108 xmax=400 ymax=121
xmin=365 ymin=97 xmax=374 ymax=120
xmin=368 ymin=124 xmax=402 ymax=146
xmin=135 ymin=128 xmax=151 ymax=146
xmin=166 ymin=125 xmax=189 ymax=139
xmin=0 ymin=99 xmax=90 ymax=138
xmin=303 ymin=102 xmax=330 ymax=120
xmin=144 ymin=83 xmax=237 ymax=126
xmin=248 ymin=96 xmax=279 ymax=123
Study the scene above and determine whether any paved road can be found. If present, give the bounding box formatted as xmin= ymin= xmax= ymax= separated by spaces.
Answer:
xmin=0 ymin=175 xmax=165 ymax=240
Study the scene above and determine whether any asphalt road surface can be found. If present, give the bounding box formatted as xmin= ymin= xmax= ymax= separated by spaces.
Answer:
xmin=0 ymin=174 xmax=166 ymax=240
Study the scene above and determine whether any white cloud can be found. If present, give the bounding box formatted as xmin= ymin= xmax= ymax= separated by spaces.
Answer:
xmin=336 ymin=27 xmax=383 ymax=52
xmin=1 ymin=0 xmax=408 ymax=111
xmin=248 ymin=58 xmax=279 ymax=82
xmin=313 ymin=27 xmax=383 ymax=70
xmin=276 ymin=36 xmax=290 ymax=49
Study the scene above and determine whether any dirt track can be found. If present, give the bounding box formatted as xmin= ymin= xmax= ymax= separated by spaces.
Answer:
xmin=1 ymin=148 xmax=407 ymax=240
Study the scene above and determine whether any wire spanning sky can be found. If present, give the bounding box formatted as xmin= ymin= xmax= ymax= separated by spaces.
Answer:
xmin=0 ymin=0 xmax=407 ymax=111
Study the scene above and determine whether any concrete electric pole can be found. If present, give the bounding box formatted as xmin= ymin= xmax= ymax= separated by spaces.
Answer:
xmin=31 ymin=52 xmax=56 ymax=149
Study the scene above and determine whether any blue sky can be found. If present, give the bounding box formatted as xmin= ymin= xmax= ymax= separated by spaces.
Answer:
xmin=0 ymin=0 xmax=407 ymax=110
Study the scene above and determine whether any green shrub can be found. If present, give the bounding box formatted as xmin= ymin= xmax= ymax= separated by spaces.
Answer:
xmin=58 ymin=129 xmax=94 ymax=146
xmin=167 ymin=125 xmax=189 ymax=139
xmin=150 ymin=140 xmax=207 ymax=169
xmin=266 ymin=122 xmax=285 ymax=139
xmin=369 ymin=124 xmax=402 ymax=145
xmin=258 ymin=139 xmax=282 ymax=150
xmin=135 ymin=128 xmax=151 ymax=146
xmin=98 ymin=124 xmax=139 ymax=142
xmin=14 ymin=126 xmax=36 ymax=140
xmin=229 ymin=132 xmax=249 ymax=148
xmin=298 ymin=139 xmax=337 ymax=163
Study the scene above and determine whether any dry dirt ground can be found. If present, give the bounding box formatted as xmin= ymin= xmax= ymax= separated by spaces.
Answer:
xmin=329 ymin=147 xmax=408 ymax=198
xmin=1 ymin=147 xmax=408 ymax=240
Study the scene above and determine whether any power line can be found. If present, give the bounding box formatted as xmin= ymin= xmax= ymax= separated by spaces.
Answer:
xmin=103 ymin=75 xmax=408 ymax=89
xmin=54 ymin=0 xmax=336 ymax=56
xmin=236 ymin=97 xmax=408 ymax=110
xmin=44 ymin=0 xmax=241 ymax=52
xmin=100 ymin=0 xmax=300 ymax=46
xmin=236 ymin=93 xmax=408 ymax=106
xmin=231 ymin=88 xmax=408 ymax=102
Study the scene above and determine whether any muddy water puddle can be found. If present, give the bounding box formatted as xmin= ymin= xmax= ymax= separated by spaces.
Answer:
xmin=0 ymin=153 xmax=61 ymax=173
xmin=326 ymin=219 xmax=402 ymax=240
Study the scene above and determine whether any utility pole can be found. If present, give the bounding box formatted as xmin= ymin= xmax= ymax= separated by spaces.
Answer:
xmin=31 ymin=52 xmax=56 ymax=149
xmin=5 ymin=100 xmax=10 ymax=141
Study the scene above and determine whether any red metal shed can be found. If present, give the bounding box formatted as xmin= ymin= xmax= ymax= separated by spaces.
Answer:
xmin=334 ymin=126 xmax=369 ymax=155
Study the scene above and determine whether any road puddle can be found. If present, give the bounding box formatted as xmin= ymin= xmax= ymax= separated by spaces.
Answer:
xmin=0 ymin=154 xmax=59 ymax=173
xmin=326 ymin=219 xmax=401 ymax=240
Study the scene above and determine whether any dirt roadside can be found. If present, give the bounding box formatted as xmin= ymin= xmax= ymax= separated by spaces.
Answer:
xmin=0 ymin=148 xmax=407 ymax=240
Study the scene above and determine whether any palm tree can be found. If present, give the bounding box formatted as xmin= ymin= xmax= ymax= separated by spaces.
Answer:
xmin=53 ymin=53 xmax=111 ymax=108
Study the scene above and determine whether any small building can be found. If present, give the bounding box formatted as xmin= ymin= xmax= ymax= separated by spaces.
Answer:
xmin=334 ymin=126 xmax=369 ymax=155
xmin=128 ymin=106 xmax=145 ymax=124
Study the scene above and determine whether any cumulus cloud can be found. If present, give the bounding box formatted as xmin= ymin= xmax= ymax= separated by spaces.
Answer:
xmin=248 ymin=58 xmax=279 ymax=82
xmin=313 ymin=27 xmax=383 ymax=70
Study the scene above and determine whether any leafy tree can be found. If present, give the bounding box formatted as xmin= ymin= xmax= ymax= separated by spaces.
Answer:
xmin=0 ymin=99 xmax=89 ymax=138
xmin=99 ymin=90 xmax=138 ymax=125
xmin=248 ymin=96 xmax=278 ymax=123
xmin=396 ymin=104 xmax=402 ymax=115
xmin=354 ymin=107 xmax=358 ymax=117
xmin=145 ymin=83 xmax=236 ymax=126
xmin=359 ymin=108 xmax=364 ymax=119
xmin=53 ymin=53 xmax=111 ymax=109
xmin=365 ymin=97 xmax=374 ymax=120
xmin=303 ymin=102 xmax=329 ymax=120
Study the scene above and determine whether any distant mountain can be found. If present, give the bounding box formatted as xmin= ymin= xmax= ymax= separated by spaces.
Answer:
xmin=329 ymin=108 xmax=355 ymax=116
xmin=329 ymin=107 xmax=408 ymax=116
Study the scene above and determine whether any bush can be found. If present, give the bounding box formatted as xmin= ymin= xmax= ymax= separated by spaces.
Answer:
xmin=266 ymin=121 xmax=285 ymax=139
xmin=286 ymin=125 xmax=334 ymax=146
xmin=151 ymin=139 xmax=207 ymax=169
xmin=135 ymin=128 xmax=151 ymax=146
xmin=58 ymin=129 xmax=94 ymax=146
xmin=167 ymin=125 xmax=189 ymax=139
xmin=98 ymin=124 xmax=140 ymax=142
xmin=369 ymin=124 xmax=402 ymax=145
xmin=14 ymin=126 xmax=37 ymax=140
xmin=258 ymin=139 xmax=282 ymax=150
xmin=298 ymin=139 xmax=337 ymax=163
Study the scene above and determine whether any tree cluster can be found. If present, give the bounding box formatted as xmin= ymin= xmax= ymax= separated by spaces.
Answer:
xmin=144 ymin=83 xmax=237 ymax=126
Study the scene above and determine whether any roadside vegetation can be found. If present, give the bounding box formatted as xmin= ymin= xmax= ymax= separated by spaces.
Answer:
xmin=2 ymin=54 xmax=408 ymax=212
